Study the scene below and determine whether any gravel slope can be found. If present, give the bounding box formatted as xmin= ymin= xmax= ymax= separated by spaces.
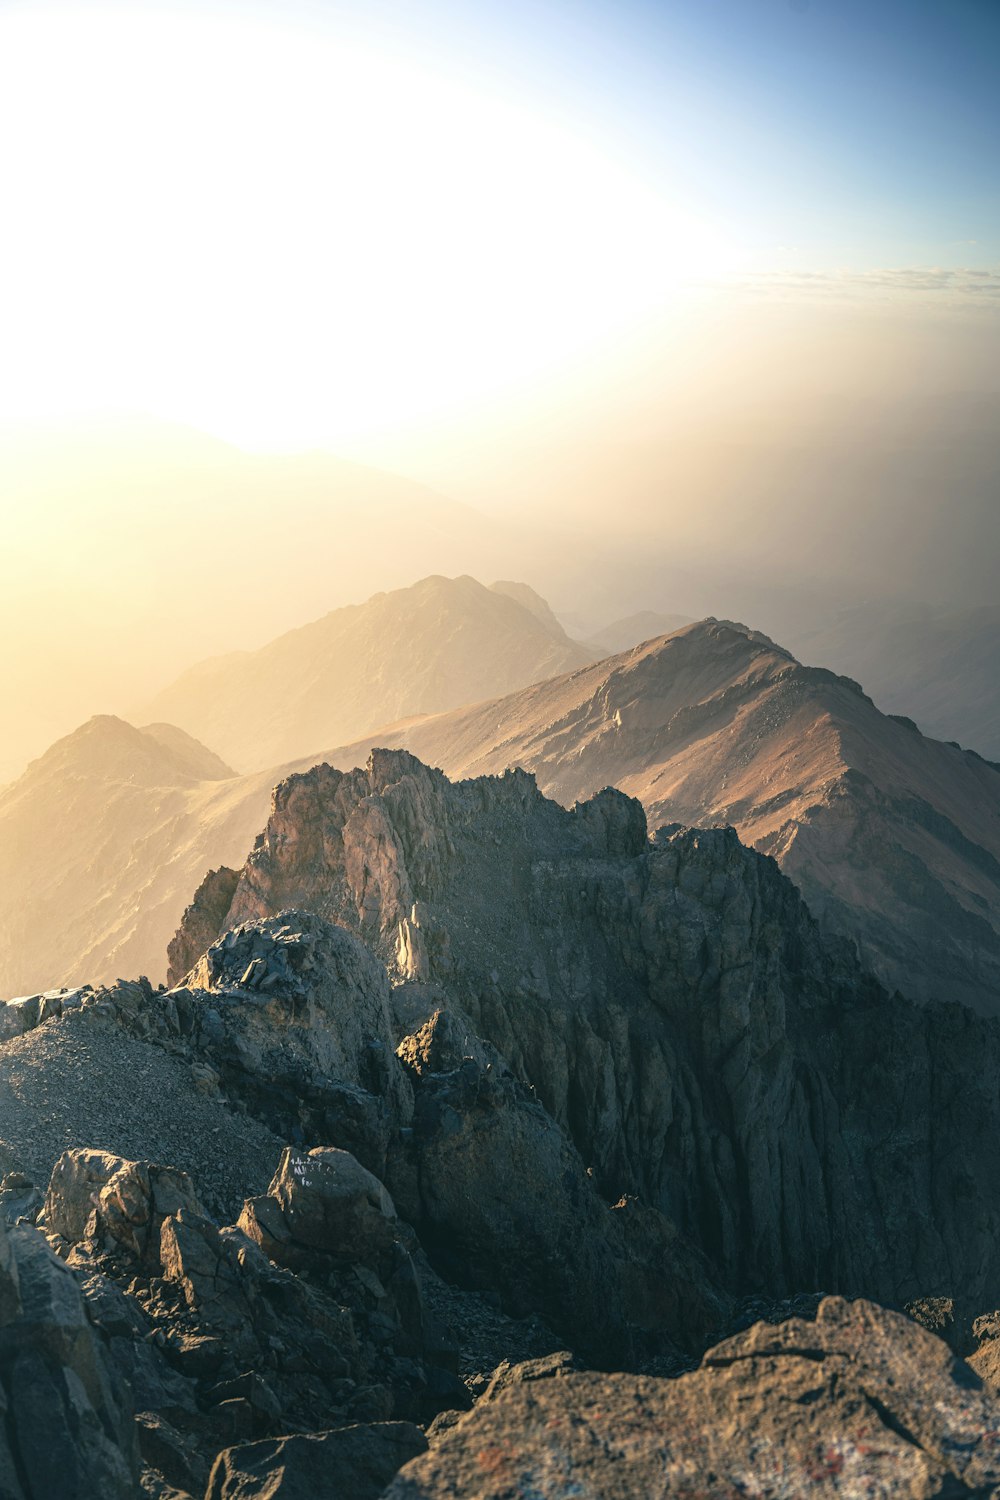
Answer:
xmin=0 ymin=1012 xmax=284 ymax=1218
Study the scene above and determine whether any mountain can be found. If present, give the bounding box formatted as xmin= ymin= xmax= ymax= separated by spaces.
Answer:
xmin=788 ymin=600 xmax=1000 ymax=761
xmin=168 ymin=747 xmax=1000 ymax=1315
xmin=574 ymin=607 xmax=694 ymax=655
xmin=9 ymin=750 xmax=1000 ymax=1496
xmin=318 ymin=620 xmax=1000 ymax=1014
xmin=0 ymin=418 xmax=527 ymax=783
xmin=142 ymin=574 xmax=596 ymax=771
xmin=0 ymin=716 xmax=280 ymax=997
xmin=0 ymin=577 xmax=592 ymax=994
xmin=7 ymin=612 xmax=998 ymax=1014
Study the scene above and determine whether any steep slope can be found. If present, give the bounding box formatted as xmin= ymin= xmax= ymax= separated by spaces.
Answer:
xmin=319 ymin=621 xmax=1000 ymax=1013
xmin=0 ymin=716 xmax=279 ymax=995
xmin=172 ymin=749 xmax=1000 ymax=1313
xmin=143 ymin=574 xmax=595 ymax=771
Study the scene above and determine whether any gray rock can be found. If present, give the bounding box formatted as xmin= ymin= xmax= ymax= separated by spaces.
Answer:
xmin=44 ymin=1148 xmax=205 ymax=1261
xmin=205 ymin=1422 xmax=427 ymax=1499
xmin=0 ymin=1216 xmax=139 ymax=1498
xmin=240 ymin=1146 xmax=399 ymax=1268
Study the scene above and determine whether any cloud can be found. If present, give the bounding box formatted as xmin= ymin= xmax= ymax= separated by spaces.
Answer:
xmin=711 ymin=265 xmax=1000 ymax=309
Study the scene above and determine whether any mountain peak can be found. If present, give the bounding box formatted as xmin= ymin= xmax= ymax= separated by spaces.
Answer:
xmin=142 ymin=573 xmax=596 ymax=772
xmin=11 ymin=715 xmax=233 ymax=791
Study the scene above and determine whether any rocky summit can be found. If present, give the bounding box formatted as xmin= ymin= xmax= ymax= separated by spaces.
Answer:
xmin=319 ymin=618 xmax=1000 ymax=1015
xmin=4 ymin=751 xmax=1000 ymax=1496
xmin=8 ymin=606 xmax=999 ymax=1025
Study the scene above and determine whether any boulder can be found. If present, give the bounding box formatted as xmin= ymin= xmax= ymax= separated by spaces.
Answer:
xmin=44 ymin=1148 xmax=205 ymax=1260
xmin=385 ymin=1298 xmax=1000 ymax=1499
xmin=240 ymin=1146 xmax=398 ymax=1268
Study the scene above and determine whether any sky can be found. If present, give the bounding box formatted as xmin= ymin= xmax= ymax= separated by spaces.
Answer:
xmin=0 ymin=0 xmax=998 ymax=779
xmin=1 ymin=0 xmax=997 ymax=452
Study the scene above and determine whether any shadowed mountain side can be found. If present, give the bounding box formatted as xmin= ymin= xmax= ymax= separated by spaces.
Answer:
xmin=316 ymin=620 xmax=1000 ymax=1013
xmin=142 ymin=574 xmax=596 ymax=772
xmin=171 ymin=748 xmax=1000 ymax=1315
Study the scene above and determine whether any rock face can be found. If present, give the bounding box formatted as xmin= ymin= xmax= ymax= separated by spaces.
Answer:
xmin=385 ymin=1298 xmax=1000 ymax=1499
xmin=9 ymin=911 xmax=722 ymax=1379
xmin=0 ymin=1212 xmax=139 ymax=1498
xmin=175 ymin=750 xmax=1000 ymax=1318
xmin=38 ymin=1140 xmax=451 ymax=1495
xmin=317 ymin=619 xmax=1000 ymax=1014
xmin=167 ymin=866 xmax=241 ymax=988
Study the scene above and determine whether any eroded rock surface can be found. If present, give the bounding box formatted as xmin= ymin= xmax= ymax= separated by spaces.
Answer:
xmin=0 ymin=1211 xmax=139 ymax=1499
xmin=174 ymin=751 xmax=1000 ymax=1318
xmin=386 ymin=1298 xmax=1000 ymax=1499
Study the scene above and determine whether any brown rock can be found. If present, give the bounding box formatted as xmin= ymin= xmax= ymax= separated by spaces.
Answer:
xmin=386 ymin=1298 xmax=1000 ymax=1498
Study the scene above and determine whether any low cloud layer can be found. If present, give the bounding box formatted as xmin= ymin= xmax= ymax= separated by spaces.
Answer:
xmin=720 ymin=265 xmax=1000 ymax=307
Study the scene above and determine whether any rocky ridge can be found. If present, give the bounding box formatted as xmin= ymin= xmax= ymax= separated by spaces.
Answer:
xmin=318 ymin=618 xmax=1000 ymax=1013
xmin=7 ymin=611 xmax=999 ymax=1022
xmin=6 ymin=752 xmax=1000 ymax=1494
xmin=176 ymin=751 xmax=1000 ymax=1312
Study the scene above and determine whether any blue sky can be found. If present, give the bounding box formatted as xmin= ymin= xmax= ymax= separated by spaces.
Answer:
xmin=264 ymin=0 xmax=1000 ymax=268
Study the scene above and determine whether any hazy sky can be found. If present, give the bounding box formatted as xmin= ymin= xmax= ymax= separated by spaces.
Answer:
xmin=1 ymin=0 xmax=998 ymax=780
xmin=1 ymin=0 xmax=997 ymax=451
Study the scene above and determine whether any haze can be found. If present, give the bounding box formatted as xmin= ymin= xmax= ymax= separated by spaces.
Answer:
xmin=1 ymin=0 xmax=997 ymax=780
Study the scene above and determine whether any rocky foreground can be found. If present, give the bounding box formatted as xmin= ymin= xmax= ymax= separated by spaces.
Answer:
xmin=3 ymin=751 xmax=1000 ymax=1496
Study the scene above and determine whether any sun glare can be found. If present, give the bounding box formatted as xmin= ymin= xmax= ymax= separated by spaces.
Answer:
xmin=0 ymin=4 xmax=726 ymax=448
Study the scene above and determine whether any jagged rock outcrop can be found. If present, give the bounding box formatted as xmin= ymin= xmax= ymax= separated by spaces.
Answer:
xmin=316 ymin=619 xmax=1000 ymax=1013
xmin=386 ymin=1298 xmax=1000 ymax=1499
xmin=5 ymin=912 xmax=723 ymax=1371
xmin=0 ymin=1211 xmax=140 ymax=1498
xmin=39 ymin=1142 xmax=458 ymax=1494
xmin=173 ymin=750 xmax=1000 ymax=1318
xmin=167 ymin=867 xmax=241 ymax=988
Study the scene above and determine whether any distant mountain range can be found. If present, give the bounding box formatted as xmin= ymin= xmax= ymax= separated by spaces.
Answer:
xmin=3 ymin=579 xmax=998 ymax=1018
xmin=787 ymin=600 xmax=1000 ymax=761
xmin=0 ymin=716 xmax=280 ymax=997
xmin=141 ymin=575 xmax=595 ymax=771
